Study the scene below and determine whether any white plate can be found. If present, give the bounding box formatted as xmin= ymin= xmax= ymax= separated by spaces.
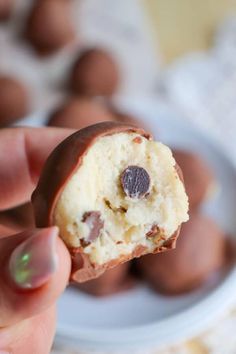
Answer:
xmin=56 ymin=98 xmax=236 ymax=352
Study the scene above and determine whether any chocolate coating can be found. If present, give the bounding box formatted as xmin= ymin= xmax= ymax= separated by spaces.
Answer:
xmin=70 ymin=48 xmax=119 ymax=96
xmin=75 ymin=262 xmax=135 ymax=296
xmin=121 ymin=166 xmax=150 ymax=199
xmin=0 ymin=76 xmax=29 ymax=127
xmin=48 ymin=97 xmax=115 ymax=129
xmin=0 ymin=0 xmax=13 ymax=21
xmin=137 ymin=214 xmax=226 ymax=294
xmin=24 ymin=0 xmax=75 ymax=55
xmin=32 ymin=122 xmax=181 ymax=282
xmin=173 ymin=150 xmax=214 ymax=210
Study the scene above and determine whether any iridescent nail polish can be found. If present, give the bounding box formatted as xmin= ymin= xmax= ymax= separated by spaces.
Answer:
xmin=8 ymin=227 xmax=58 ymax=289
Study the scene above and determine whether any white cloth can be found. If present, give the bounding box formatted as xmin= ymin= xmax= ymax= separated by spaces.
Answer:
xmin=164 ymin=17 xmax=236 ymax=167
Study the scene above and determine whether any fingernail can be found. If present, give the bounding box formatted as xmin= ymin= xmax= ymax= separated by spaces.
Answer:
xmin=0 ymin=350 xmax=11 ymax=354
xmin=8 ymin=227 xmax=58 ymax=289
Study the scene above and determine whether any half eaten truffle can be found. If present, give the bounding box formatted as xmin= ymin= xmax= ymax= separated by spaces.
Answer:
xmin=32 ymin=122 xmax=189 ymax=282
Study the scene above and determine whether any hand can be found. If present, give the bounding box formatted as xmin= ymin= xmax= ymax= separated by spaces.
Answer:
xmin=0 ymin=127 xmax=73 ymax=354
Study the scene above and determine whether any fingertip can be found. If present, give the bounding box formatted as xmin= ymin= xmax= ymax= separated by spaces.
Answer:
xmin=0 ymin=227 xmax=71 ymax=326
xmin=8 ymin=227 xmax=60 ymax=290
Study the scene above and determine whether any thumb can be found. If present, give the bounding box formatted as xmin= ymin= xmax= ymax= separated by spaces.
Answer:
xmin=0 ymin=227 xmax=71 ymax=327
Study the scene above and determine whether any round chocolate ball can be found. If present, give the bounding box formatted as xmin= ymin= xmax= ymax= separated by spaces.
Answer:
xmin=0 ymin=0 xmax=13 ymax=21
xmin=137 ymin=214 xmax=226 ymax=294
xmin=70 ymin=48 xmax=120 ymax=96
xmin=32 ymin=122 xmax=188 ymax=282
xmin=173 ymin=150 xmax=214 ymax=210
xmin=0 ymin=76 xmax=29 ymax=127
xmin=48 ymin=97 xmax=115 ymax=129
xmin=75 ymin=263 xmax=134 ymax=296
xmin=24 ymin=0 xmax=75 ymax=55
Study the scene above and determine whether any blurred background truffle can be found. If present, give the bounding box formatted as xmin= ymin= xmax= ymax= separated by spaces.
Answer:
xmin=136 ymin=213 xmax=226 ymax=295
xmin=108 ymin=104 xmax=145 ymax=128
xmin=75 ymin=263 xmax=134 ymax=297
xmin=69 ymin=48 xmax=120 ymax=97
xmin=47 ymin=96 xmax=146 ymax=130
xmin=48 ymin=97 xmax=115 ymax=129
xmin=24 ymin=0 xmax=75 ymax=55
xmin=0 ymin=76 xmax=29 ymax=127
xmin=173 ymin=150 xmax=214 ymax=210
xmin=0 ymin=0 xmax=13 ymax=21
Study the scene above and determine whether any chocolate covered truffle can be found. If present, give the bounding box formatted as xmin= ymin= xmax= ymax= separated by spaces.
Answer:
xmin=0 ymin=76 xmax=29 ymax=127
xmin=70 ymin=49 xmax=120 ymax=96
xmin=173 ymin=150 xmax=214 ymax=209
xmin=76 ymin=263 xmax=134 ymax=296
xmin=24 ymin=0 xmax=75 ymax=55
xmin=137 ymin=214 xmax=226 ymax=294
xmin=32 ymin=122 xmax=189 ymax=282
xmin=48 ymin=97 xmax=115 ymax=129
xmin=0 ymin=0 xmax=13 ymax=21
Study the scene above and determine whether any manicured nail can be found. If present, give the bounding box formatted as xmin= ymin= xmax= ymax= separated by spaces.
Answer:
xmin=0 ymin=351 xmax=11 ymax=354
xmin=8 ymin=227 xmax=58 ymax=289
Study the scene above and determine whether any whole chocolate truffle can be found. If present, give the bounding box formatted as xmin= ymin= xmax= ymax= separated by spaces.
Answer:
xmin=32 ymin=122 xmax=189 ymax=283
xmin=0 ymin=76 xmax=29 ymax=127
xmin=70 ymin=49 xmax=120 ymax=96
xmin=24 ymin=0 xmax=75 ymax=55
xmin=173 ymin=150 xmax=214 ymax=210
xmin=48 ymin=97 xmax=115 ymax=129
xmin=75 ymin=263 xmax=134 ymax=296
xmin=0 ymin=0 xmax=13 ymax=21
xmin=137 ymin=214 xmax=226 ymax=294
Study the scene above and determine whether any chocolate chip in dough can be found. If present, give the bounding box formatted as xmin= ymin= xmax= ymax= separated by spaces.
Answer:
xmin=121 ymin=166 xmax=150 ymax=199
xmin=146 ymin=225 xmax=160 ymax=238
xmin=82 ymin=211 xmax=104 ymax=243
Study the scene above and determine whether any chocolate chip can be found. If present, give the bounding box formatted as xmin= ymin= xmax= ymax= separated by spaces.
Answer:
xmin=80 ymin=239 xmax=90 ymax=248
xmin=104 ymin=199 xmax=127 ymax=213
xmin=82 ymin=211 xmax=104 ymax=244
xmin=116 ymin=241 xmax=123 ymax=244
xmin=146 ymin=225 xmax=160 ymax=238
xmin=121 ymin=166 xmax=150 ymax=198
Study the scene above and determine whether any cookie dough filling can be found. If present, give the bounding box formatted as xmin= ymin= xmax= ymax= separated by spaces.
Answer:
xmin=54 ymin=132 xmax=189 ymax=265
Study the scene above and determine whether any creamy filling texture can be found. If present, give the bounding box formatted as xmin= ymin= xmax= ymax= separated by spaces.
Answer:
xmin=54 ymin=132 xmax=189 ymax=265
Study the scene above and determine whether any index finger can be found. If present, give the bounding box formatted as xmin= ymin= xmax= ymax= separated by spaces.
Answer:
xmin=0 ymin=127 xmax=73 ymax=211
